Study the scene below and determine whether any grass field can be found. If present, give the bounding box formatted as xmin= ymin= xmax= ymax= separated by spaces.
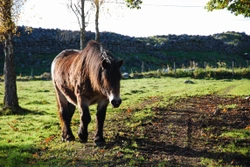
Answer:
xmin=0 ymin=77 xmax=250 ymax=166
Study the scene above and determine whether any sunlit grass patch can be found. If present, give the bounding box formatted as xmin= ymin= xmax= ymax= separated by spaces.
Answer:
xmin=220 ymin=130 xmax=250 ymax=140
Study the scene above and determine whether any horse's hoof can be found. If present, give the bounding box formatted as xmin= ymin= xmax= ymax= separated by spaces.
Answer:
xmin=94 ymin=137 xmax=106 ymax=146
xmin=78 ymin=133 xmax=88 ymax=143
xmin=62 ymin=135 xmax=75 ymax=142
xmin=79 ymin=138 xmax=88 ymax=143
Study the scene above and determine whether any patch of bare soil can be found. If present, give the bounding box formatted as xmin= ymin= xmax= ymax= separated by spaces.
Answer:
xmin=74 ymin=95 xmax=250 ymax=167
xmin=133 ymin=95 xmax=250 ymax=166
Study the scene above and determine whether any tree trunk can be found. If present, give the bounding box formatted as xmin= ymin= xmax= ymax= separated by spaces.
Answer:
xmin=80 ymin=27 xmax=85 ymax=50
xmin=80 ymin=0 xmax=86 ymax=50
xmin=3 ymin=31 xmax=19 ymax=111
xmin=95 ymin=1 xmax=100 ymax=43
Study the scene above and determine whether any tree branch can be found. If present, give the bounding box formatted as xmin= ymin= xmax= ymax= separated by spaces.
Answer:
xmin=69 ymin=0 xmax=82 ymax=29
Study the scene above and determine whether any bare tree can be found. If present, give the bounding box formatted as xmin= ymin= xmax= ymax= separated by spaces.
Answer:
xmin=90 ymin=0 xmax=105 ymax=42
xmin=89 ymin=0 xmax=142 ymax=42
xmin=93 ymin=0 xmax=100 ymax=42
xmin=68 ymin=0 xmax=87 ymax=49
xmin=68 ymin=0 xmax=103 ymax=44
xmin=68 ymin=0 xmax=142 ymax=45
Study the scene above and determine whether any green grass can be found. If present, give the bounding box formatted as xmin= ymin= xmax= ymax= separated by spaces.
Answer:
xmin=220 ymin=130 xmax=250 ymax=140
xmin=0 ymin=78 xmax=250 ymax=166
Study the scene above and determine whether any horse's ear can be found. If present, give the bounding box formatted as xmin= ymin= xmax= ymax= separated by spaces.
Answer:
xmin=102 ymin=60 xmax=110 ymax=69
xmin=118 ymin=59 xmax=123 ymax=68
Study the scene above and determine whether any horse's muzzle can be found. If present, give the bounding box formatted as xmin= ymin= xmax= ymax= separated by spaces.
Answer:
xmin=111 ymin=99 xmax=122 ymax=108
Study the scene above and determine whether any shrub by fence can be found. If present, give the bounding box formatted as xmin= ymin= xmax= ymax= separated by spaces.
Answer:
xmin=129 ymin=61 xmax=250 ymax=79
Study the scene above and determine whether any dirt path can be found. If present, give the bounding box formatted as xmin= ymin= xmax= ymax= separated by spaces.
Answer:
xmin=138 ymin=95 xmax=250 ymax=166
xmin=73 ymin=95 xmax=250 ymax=166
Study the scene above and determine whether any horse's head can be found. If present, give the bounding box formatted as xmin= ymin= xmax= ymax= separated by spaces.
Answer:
xmin=100 ymin=52 xmax=123 ymax=108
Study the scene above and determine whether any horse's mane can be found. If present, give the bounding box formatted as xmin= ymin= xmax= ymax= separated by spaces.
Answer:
xmin=77 ymin=40 xmax=115 ymax=93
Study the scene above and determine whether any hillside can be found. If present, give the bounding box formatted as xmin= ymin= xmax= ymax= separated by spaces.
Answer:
xmin=0 ymin=26 xmax=250 ymax=75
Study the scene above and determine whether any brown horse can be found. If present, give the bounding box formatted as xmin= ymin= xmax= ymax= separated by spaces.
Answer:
xmin=51 ymin=40 xmax=123 ymax=146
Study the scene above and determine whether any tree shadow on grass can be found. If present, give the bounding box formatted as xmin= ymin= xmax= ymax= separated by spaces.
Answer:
xmin=136 ymin=138 xmax=250 ymax=166
xmin=0 ymin=106 xmax=48 ymax=116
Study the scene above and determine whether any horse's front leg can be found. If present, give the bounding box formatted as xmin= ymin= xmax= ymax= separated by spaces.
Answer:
xmin=78 ymin=103 xmax=91 ymax=143
xmin=95 ymin=100 xmax=109 ymax=146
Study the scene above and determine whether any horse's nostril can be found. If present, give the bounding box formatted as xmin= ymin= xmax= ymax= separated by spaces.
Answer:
xmin=118 ymin=99 xmax=122 ymax=105
xmin=111 ymin=99 xmax=122 ymax=107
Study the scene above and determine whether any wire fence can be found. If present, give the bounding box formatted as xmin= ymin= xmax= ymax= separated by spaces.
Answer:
xmin=131 ymin=60 xmax=250 ymax=79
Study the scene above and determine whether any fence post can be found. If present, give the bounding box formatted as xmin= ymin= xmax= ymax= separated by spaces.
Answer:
xmin=174 ymin=62 xmax=176 ymax=76
xmin=141 ymin=62 xmax=144 ymax=73
xmin=232 ymin=61 xmax=234 ymax=78
xmin=31 ymin=68 xmax=34 ymax=79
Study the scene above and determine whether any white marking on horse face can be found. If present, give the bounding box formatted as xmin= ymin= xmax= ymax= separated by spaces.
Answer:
xmin=108 ymin=92 xmax=122 ymax=108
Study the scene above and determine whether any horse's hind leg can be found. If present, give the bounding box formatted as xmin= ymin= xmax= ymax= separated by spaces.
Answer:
xmin=55 ymin=87 xmax=76 ymax=142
